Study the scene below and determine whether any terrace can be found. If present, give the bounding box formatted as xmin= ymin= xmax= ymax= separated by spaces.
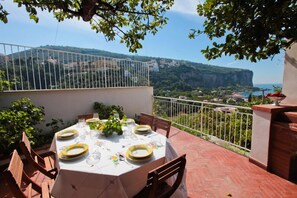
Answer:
xmin=0 ymin=43 xmax=297 ymax=197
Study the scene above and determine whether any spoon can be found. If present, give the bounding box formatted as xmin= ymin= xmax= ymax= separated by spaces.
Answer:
xmin=118 ymin=153 xmax=133 ymax=168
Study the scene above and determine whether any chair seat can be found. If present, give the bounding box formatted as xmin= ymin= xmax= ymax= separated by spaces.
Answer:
xmin=26 ymin=183 xmax=32 ymax=198
xmin=44 ymin=156 xmax=55 ymax=171
xmin=41 ymin=179 xmax=54 ymax=198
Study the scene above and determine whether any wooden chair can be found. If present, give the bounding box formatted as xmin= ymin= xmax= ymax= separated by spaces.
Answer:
xmin=19 ymin=132 xmax=57 ymax=179
xmin=134 ymin=154 xmax=186 ymax=198
xmin=78 ymin=113 xmax=94 ymax=120
xmin=139 ymin=113 xmax=155 ymax=128
xmin=153 ymin=117 xmax=172 ymax=138
xmin=4 ymin=150 xmax=54 ymax=198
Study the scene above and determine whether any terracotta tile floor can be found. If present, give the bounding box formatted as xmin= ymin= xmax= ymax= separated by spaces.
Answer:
xmin=1 ymin=127 xmax=297 ymax=197
xmin=166 ymin=127 xmax=297 ymax=198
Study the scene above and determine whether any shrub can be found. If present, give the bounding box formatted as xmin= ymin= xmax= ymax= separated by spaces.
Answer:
xmin=93 ymin=102 xmax=124 ymax=119
xmin=0 ymin=98 xmax=44 ymax=155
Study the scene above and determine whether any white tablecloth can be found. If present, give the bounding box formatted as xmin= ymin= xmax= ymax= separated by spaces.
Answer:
xmin=50 ymin=124 xmax=187 ymax=198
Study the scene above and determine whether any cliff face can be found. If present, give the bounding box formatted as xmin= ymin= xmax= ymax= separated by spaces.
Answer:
xmin=152 ymin=65 xmax=253 ymax=90
xmin=180 ymin=70 xmax=253 ymax=88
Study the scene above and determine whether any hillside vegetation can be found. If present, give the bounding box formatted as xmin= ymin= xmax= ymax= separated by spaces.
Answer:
xmin=42 ymin=45 xmax=253 ymax=91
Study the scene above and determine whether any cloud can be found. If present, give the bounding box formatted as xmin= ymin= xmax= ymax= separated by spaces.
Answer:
xmin=226 ymin=61 xmax=237 ymax=66
xmin=170 ymin=0 xmax=202 ymax=15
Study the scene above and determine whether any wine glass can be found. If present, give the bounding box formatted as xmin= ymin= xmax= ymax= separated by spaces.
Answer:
xmin=75 ymin=129 xmax=86 ymax=143
xmin=86 ymin=149 xmax=101 ymax=166
xmin=93 ymin=113 xmax=99 ymax=119
xmin=114 ymin=112 xmax=120 ymax=120
xmin=78 ymin=118 xmax=85 ymax=128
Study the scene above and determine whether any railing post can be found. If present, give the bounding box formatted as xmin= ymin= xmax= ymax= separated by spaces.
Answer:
xmin=104 ymin=57 xmax=107 ymax=88
xmin=200 ymin=103 xmax=204 ymax=134
xmin=147 ymin=62 xmax=150 ymax=86
xmin=170 ymin=98 xmax=173 ymax=122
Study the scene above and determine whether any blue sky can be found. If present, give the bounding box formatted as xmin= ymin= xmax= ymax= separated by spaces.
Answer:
xmin=0 ymin=0 xmax=284 ymax=84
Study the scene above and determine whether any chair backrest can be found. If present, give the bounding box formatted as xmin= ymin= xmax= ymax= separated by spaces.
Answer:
xmin=139 ymin=113 xmax=154 ymax=127
xmin=5 ymin=150 xmax=42 ymax=198
xmin=20 ymin=132 xmax=34 ymax=159
xmin=78 ymin=114 xmax=93 ymax=120
xmin=20 ymin=132 xmax=57 ymax=179
xmin=153 ymin=117 xmax=171 ymax=138
xmin=146 ymin=154 xmax=186 ymax=198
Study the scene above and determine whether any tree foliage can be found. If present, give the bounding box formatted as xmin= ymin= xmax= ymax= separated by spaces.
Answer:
xmin=0 ymin=70 xmax=11 ymax=91
xmin=0 ymin=97 xmax=44 ymax=155
xmin=190 ymin=0 xmax=297 ymax=62
xmin=0 ymin=0 xmax=174 ymax=52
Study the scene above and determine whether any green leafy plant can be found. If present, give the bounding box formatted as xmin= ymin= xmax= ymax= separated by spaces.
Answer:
xmin=93 ymin=102 xmax=124 ymax=119
xmin=101 ymin=116 xmax=123 ymax=137
xmin=191 ymin=0 xmax=297 ymax=62
xmin=0 ymin=1 xmax=174 ymax=53
xmin=273 ymin=85 xmax=282 ymax=93
xmin=0 ymin=97 xmax=44 ymax=155
xmin=46 ymin=118 xmax=65 ymax=133
xmin=0 ymin=70 xmax=13 ymax=91
xmin=90 ymin=115 xmax=123 ymax=137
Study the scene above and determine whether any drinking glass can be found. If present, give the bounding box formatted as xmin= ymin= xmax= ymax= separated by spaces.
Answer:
xmin=93 ymin=113 xmax=99 ymax=119
xmin=78 ymin=118 xmax=85 ymax=128
xmin=75 ymin=130 xmax=86 ymax=143
xmin=86 ymin=150 xmax=101 ymax=166
xmin=90 ymin=129 xmax=98 ymax=139
xmin=114 ymin=112 xmax=120 ymax=120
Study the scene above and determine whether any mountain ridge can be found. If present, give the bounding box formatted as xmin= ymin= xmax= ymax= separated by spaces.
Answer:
xmin=41 ymin=45 xmax=253 ymax=89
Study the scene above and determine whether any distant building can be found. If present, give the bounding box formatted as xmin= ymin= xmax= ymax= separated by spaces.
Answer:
xmin=47 ymin=57 xmax=58 ymax=64
xmin=0 ymin=53 xmax=8 ymax=64
xmin=214 ymin=107 xmax=238 ymax=113
xmin=212 ymin=98 xmax=223 ymax=102
xmin=146 ymin=59 xmax=159 ymax=72
xmin=159 ymin=59 xmax=180 ymax=67
xmin=64 ymin=58 xmax=119 ymax=72
xmin=124 ymin=70 xmax=131 ymax=77
xmin=179 ymin=96 xmax=187 ymax=100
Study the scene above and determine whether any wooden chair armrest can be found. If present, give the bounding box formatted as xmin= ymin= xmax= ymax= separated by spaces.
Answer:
xmin=41 ymin=150 xmax=56 ymax=157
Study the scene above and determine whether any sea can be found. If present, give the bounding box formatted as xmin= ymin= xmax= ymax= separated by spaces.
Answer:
xmin=241 ymin=83 xmax=283 ymax=98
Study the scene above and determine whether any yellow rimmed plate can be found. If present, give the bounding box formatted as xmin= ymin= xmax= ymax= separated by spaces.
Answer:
xmin=61 ymin=143 xmax=89 ymax=157
xmin=121 ymin=118 xmax=135 ymax=125
xmin=86 ymin=118 xmax=100 ymax=124
xmin=57 ymin=129 xmax=79 ymax=140
xmin=134 ymin=125 xmax=152 ymax=134
xmin=58 ymin=150 xmax=88 ymax=161
xmin=125 ymin=151 xmax=153 ymax=163
xmin=127 ymin=144 xmax=153 ymax=159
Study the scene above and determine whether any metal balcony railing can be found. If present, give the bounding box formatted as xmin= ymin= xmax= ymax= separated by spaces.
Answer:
xmin=153 ymin=96 xmax=253 ymax=151
xmin=0 ymin=43 xmax=149 ymax=91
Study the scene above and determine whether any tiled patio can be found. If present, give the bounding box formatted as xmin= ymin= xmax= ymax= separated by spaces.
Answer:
xmin=1 ymin=127 xmax=297 ymax=197
xmin=167 ymin=127 xmax=297 ymax=198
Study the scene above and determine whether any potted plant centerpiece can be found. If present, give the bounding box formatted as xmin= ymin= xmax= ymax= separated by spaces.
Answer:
xmin=89 ymin=115 xmax=123 ymax=137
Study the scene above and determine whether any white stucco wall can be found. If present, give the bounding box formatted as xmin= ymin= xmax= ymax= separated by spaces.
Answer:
xmin=282 ymin=43 xmax=297 ymax=105
xmin=0 ymin=87 xmax=153 ymax=131
xmin=250 ymin=110 xmax=272 ymax=168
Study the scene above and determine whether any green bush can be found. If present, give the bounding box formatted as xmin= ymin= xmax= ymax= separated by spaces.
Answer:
xmin=0 ymin=98 xmax=44 ymax=155
xmin=93 ymin=102 xmax=124 ymax=119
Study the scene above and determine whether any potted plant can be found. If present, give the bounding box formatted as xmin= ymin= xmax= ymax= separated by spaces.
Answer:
xmin=89 ymin=115 xmax=123 ymax=137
